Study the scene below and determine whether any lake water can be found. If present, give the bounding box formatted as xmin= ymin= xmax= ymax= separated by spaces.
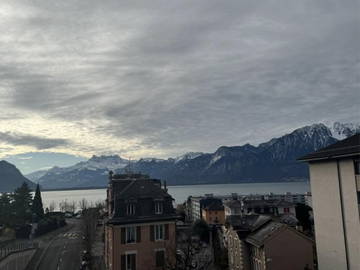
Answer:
xmin=41 ymin=182 xmax=310 ymax=211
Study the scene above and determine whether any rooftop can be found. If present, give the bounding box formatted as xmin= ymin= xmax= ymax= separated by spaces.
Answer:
xmin=204 ymin=201 xmax=224 ymax=211
xmin=226 ymin=214 xmax=271 ymax=232
xmin=245 ymin=221 xmax=284 ymax=247
xmin=298 ymin=133 xmax=360 ymax=161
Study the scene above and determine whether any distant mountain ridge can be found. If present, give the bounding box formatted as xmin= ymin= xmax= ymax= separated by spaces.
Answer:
xmin=0 ymin=160 xmax=36 ymax=192
xmin=26 ymin=122 xmax=359 ymax=189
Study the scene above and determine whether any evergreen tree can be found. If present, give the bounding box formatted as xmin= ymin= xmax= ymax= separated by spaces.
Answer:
xmin=0 ymin=193 xmax=12 ymax=225
xmin=12 ymin=182 xmax=33 ymax=224
xmin=32 ymin=184 xmax=44 ymax=220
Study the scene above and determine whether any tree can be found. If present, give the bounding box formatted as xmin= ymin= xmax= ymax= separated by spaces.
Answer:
xmin=12 ymin=182 xmax=33 ymax=224
xmin=192 ymin=219 xmax=210 ymax=243
xmin=295 ymin=203 xmax=312 ymax=232
xmin=32 ymin=184 xmax=44 ymax=221
xmin=0 ymin=193 xmax=12 ymax=225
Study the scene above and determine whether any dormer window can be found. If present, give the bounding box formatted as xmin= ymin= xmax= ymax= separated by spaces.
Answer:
xmin=127 ymin=203 xmax=136 ymax=215
xmin=155 ymin=201 xmax=163 ymax=214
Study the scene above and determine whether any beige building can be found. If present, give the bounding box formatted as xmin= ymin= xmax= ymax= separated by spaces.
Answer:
xmin=299 ymin=134 xmax=360 ymax=270
xmin=202 ymin=201 xmax=225 ymax=225
xmin=105 ymin=173 xmax=178 ymax=270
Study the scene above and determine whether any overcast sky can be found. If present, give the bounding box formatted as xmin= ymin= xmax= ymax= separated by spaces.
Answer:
xmin=0 ymin=0 xmax=359 ymax=164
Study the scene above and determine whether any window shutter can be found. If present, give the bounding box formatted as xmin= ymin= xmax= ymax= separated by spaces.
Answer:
xmin=156 ymin=250 xmax=165 ymax=267
xmin=121 ymin=227 xmax=126 ymax=244
xmin=121 ymin=254 xmax=126 ymax=270
xmin=136 ymin=226 xmax=141 ymax=243
xmin=150 ymin=225 xmax=154 ymax=241
xmin=165 ymin=224 xmax=169 ymax=240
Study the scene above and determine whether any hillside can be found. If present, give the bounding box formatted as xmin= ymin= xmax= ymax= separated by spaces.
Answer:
xmin=0 ymin=160 xmax=36 ymax=192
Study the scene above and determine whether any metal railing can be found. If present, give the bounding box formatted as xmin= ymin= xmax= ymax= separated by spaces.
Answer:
xmin=0 ymin=241 xmax=38 ymax=261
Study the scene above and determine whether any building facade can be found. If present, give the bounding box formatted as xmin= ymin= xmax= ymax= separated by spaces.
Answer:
xmin=299 ymin=134 xmax=360 ymax=270
xmin=201 ymin=201 xmax=225 ymax=225
xmin=223 ymin=215 xmax=314 ymax=270
xmin=105 ymin=173 xmax=178 ymax=270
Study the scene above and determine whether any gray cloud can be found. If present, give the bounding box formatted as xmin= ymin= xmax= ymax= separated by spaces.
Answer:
xmin=0 ymin=132 xmax=71 ymax=150
xmin=0 ymin=0 xmax=359 ymax=157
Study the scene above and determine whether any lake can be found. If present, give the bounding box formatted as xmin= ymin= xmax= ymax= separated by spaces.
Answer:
xmin=40 ymin=181 xmax=310 ymax=211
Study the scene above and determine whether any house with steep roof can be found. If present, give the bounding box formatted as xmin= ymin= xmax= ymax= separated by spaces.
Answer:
xmin=222 ymin=214 xmax=314 ymax=270
xmin=299 ymin=133 xmax=360 ymax=270
xmin=105 ymin=172 xmax=178 ymax=270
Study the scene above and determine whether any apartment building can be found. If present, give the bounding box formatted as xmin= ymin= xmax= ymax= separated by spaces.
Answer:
xmin=201 ymin=200 xmax=225 ymax=225
xmin=186 ymin=195 xmax=222 ymax=222
xmin=105 ymin=173 xmax=178 ymax=270
xmin=299 ymin=134 xmax=360 ymax=270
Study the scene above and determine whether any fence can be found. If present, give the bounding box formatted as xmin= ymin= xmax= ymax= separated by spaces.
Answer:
xmin=0 ymin=241 xmax=38 ymax=262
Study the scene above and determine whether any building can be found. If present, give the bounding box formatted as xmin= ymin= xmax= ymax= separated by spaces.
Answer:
xmin=186 ymin=195 xmax=222 ymax=222
xmin=105 ymin=173 xmax=178 ymax=270
xmin=299 ymin=134 xmax=360 ymax=270
xmin=245 ymin=221 xmax=314 ymax=270
xmin=201 ymin=200 xmax=225 ymax=225
xmin=224 ymin=198 xmax=296 ymax=218
xmin=224 ymin=199 xmax=242 ymax=217
xmin=223 ymin=215 xmax=314 ymax=270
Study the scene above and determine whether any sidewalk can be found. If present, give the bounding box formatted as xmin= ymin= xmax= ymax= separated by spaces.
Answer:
xmin=90 ymin=223 xmax=105 ymax=270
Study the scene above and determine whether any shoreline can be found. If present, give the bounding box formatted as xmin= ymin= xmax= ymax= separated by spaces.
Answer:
xmin=40 ymin=179 xmax=309 ymax=192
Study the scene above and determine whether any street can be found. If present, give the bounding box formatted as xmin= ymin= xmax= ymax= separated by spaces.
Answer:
xmin=36 ymin=219 xmax=83 ymax=270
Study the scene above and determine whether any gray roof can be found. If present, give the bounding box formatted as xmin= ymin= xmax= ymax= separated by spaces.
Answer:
xmin=204 ymin=201 xmax=224 ymax=211
xmin=299 ymin=133 xmax=360 ymax=161
xmin=114 ymin=178 xmax=172 ymax=200
xmin=245 ymin=221 xmax=285 ymax=247
xmin=226 ymin=214 xmax=271 ymax=232
xmin=243 ymin=199 xmax=294 ymax=208
xmin=224 ymin=199 xmax=242 ymax=208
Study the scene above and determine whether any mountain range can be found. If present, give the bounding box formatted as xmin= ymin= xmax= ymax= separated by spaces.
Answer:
xmin=0 ymin=160 xmax=36 ymax=192
xmin=23 ymin=122 xmax=359 ymax=189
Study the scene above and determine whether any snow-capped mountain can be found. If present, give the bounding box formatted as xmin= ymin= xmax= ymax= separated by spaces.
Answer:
xmin=29 ymin=122 xmax=359 ymax=189
xmin=174 ymin=152 xmax=204 ymax=163
xmin=330 ymin=122 xmax=360 ymax=140
xmin=31 ymin=155 xmax=129 ymax=189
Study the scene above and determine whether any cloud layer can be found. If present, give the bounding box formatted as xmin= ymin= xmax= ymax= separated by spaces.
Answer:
xmin=0 ymin=0 xmax=359 ymax=159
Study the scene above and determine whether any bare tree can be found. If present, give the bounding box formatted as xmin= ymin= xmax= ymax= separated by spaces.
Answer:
xmin=49 ymin=201 xmax=56 ymax=212
xmin=79 ymin=198 xmax=88 ymax=212
xmin=164 ymin=226 xmax=213 ymax=270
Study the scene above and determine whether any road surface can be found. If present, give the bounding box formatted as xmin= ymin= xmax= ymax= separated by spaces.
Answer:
xmin=36 ymin=219 xmax=83 ymax=270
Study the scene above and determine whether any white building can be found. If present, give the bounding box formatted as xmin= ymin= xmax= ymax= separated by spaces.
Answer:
xmin=299 ymin=134 xmax=360 ymax=270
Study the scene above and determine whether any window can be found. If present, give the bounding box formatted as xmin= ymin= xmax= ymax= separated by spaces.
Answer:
xmin=354 ymin=160 xmax=360 ymax=175
xmin=127 ymin=203 xmax=136 ymax=215
xmin=126 ymin=253 xmax=136 ymax=270
xmin=155 ymin=250 xmax=165 ymax=267
xmin=155 ymin=224 xmax=164 ymax=240
xmin=126 ymin=227 xmax=136 ymax=243
xmin=155 ymin=201 xmax=163 ymax=214
xmin=284 ymin=208 xmax=290 ymax=213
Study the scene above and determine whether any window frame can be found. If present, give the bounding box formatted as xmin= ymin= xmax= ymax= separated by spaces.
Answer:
xmin=127 ymin=203 xmax=136 ymax=216
xmin=125 ymin=252 xmax=136 ymax=270
xmin=126 ymin=226 xmax=136 ymax=244
xmin=154 ymin=224 xmax=164 ymax=241
xmin=155 ymin=201 xmax=163 ymax=214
